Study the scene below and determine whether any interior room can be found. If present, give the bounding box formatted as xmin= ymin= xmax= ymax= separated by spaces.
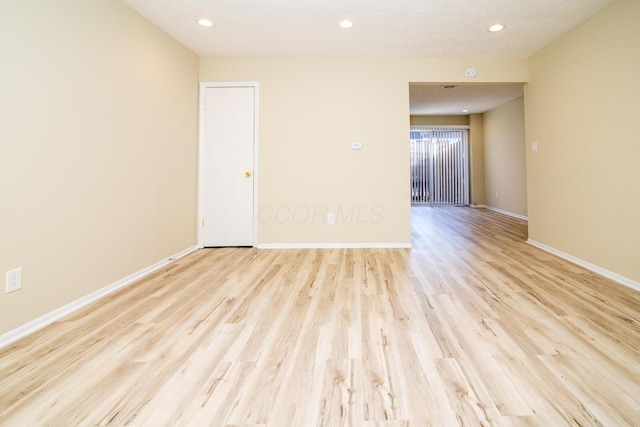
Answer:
xmin=1 ymin=0 xmax=639 ymax=425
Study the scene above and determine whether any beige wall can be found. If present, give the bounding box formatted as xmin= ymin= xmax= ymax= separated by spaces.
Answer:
xmin=484 ymin=96 xmax=527 ymax=216
xmin=410 ymin=115 xmax=469 ymax=126
xmin=525 ymin=0 xmax=640 ymax=282
xmin=0 ymin=0 xmax=199 ymax=334
xmin=200 ymin=57 xmax=527 ymax=244
xmin=469 ymin=114 xmax=486 ymax=206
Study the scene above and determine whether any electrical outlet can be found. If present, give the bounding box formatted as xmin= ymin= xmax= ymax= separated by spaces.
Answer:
xmin=6 ymin=268 xmax=22 ymax=293
xmin=328 ymin=213 xmax=335 ymax=225
xmin=495 ymin=192 xmax=499 ymax=198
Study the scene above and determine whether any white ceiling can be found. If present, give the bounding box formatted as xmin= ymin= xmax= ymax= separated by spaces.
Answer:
xmin=121 ymin=0 xmax=615 ymax=114
xmin=410 ymin=83 xmax=524 ymax=115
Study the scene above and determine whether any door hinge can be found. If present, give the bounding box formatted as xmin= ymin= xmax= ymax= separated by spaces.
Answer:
xmin=202 ymin=218 xmax=205 ymax=227
xmin=203 ymin=100 xmax=207 ymax=111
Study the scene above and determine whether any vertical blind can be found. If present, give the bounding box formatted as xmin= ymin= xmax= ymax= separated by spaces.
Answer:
xmin=410 ymin=128 xmax=469 ymax=206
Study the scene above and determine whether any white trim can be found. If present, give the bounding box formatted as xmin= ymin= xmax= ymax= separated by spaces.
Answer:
xmin=485 ymin=206 xmax=528 ymax=221
xmin=256 ymin=243 xmax=413 ymax=249
xmin=0 ymin=246 xmax=198 ymax=350
xmin=197 ymin=84 xmax=206 ymax=248
xmin=527 ymin=239 xmax=640 ymax=292
xmin=198 ymin=82 xmax=259 ymax=249
xmin=469 ymin=204 xmax=486 ymax=209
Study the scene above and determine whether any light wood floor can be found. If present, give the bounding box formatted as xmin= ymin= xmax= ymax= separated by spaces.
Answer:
xmin=1 ymin=207 xmax=640 ymax=426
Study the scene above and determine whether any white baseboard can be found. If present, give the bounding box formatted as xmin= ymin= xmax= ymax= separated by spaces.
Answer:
xmin=485 ymin=206 xmax=528 ymax=221
xmin=527 ymin=239 xmax=640 ymax=292
xmin=470 ymin=204 xmax=486 ymax=209
xmin=256 ymin=243 xmax=412 ymax=249
xmin=0 ymin=246 xmax=198 ymax=350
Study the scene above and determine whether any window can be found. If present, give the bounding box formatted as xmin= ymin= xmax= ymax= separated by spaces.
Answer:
xmin=410 ymin=128 xmax=469 ymax=206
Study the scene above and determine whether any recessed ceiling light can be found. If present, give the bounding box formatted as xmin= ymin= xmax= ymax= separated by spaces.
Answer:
xmin=339 ymin=20 xmax=354 ymax=29
xmin=489 ymin=24 xmax=505 ymax=32
xmin=197 ymin=19 xmax=215 ymax=27
xmin=462 ymin=109 xmax=469 ymax=113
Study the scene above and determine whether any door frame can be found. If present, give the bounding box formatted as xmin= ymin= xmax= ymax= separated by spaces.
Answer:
xmin=197 ymin=82 xmax=260 ymax=248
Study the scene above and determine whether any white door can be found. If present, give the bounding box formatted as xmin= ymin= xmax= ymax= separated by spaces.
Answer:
xmin=201 ymin=85 xmax=256 ymax=247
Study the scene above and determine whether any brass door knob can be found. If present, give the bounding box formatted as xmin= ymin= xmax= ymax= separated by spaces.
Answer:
xmin=245 ymin=171 xmax=252 ymax=177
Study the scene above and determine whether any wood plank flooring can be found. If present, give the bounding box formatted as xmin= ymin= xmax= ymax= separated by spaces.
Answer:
xmin=1 ymin=207 xmax=640 ymax=426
